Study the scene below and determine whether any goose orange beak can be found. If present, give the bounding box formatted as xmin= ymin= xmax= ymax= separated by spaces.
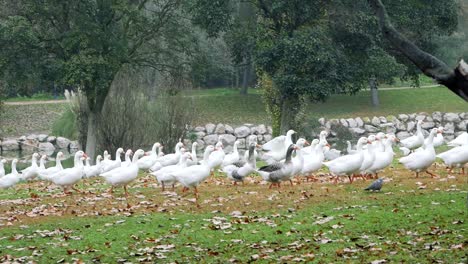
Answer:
xmin=305 ymin=141 xmax=310 ymax=146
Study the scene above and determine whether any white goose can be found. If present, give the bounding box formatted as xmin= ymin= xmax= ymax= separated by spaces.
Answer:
xmin=257 ymin=144 xmax=297 ymax=188
xmin=314 ymin=130 xmax=341 ymax=160
xmin=428 ymin=127 xmax=444 ymax=147
xmin=372 ymin=132 xmax=386 ymax=152
xmin=137 ymin=142 xmax=162 ymax=170
xmin=357 ymin=135 xmax=377 ymax=180
xmin=152 ymin=142 xmax=184 ymax=168
xmin=169 ymin=145 xmax=218 ymax=207
xmin=346 ymin=141 xmax=357 ymax=154
xmin=209 ymin=138 xmax=225 ymax=163
xmin=47 ymin=151 xmax=87 ymax=194
xmin=448 ymin=131 xmax=468 ymax=147
xmin=223 ymin=142 xmax=257 ymax=185
xmin=38 ymin=152 xmax=64 ymax=179
xmin=0 ymin=159 xmax=6 ymax=177
xmin=436 ymin=135 xmax=468 ymax=174
xmin=399 ymin=120 xmax=424 ymax=155
xmin=21 ymin=153 xmax=40 ymax=181
xmin=84 ymin=155 xmax=103 ymax=178
xmin=302 ymin=139 xmax=320 ymax=155
xmin=399 ymin=128 xmax=438 ymax=178
xmin=121 ymin=149 xmax=133 ymax=167
xmin=222 ymin=141 xmax=241 ymax=166
xmin=367 ymin=135 xmax=398 ymax=178
xmin=102 ymin=148 xmax=124 ymax=173
xmin=262 ymin=130 xmax=295 ymax=163
xmin=0 ymin=159 xmax=20 ymax=189
xmin=38 ymin=155 xmax=47 ymax=170
xmin=286 ymin=138 xmax=309 ymax=185
xmin=186 ymin=142 xmax=199 ymax=166
xmin=323 ymin=137 xmax=368 ymax=184
xmin=100 ymin=149 xmax=145 ymax=207
xmin=102 ymin=151 xmax=111 ymax=162
xmin=243 ymin=135 xmax=259 ymax=164
xmin=301 ymin=141 xmax=326 ymax=181
xmin=151 ymin=152 xmax=191 ymax=191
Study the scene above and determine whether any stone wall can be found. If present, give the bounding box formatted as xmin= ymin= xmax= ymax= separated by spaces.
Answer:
xmin=186 ymin=123 xmax=273 ymax=153
xmin=185 ymin=112 xmax=467 ymax=151
xmin=319 ymin=112 xmax=467 ymax=141
xmin=4 ymin=112 xmax=465 ymax=156
xmin=0 ymin=134 xmax=79 ymax=154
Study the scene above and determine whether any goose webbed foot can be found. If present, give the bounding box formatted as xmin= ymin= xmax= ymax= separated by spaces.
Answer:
xmin=425 ymin=170 xmax=437 ymax=178
xmin=124 ymin=185 xmax=131 ymax=208
xmin=71 ymin=186 xmax=83 ymax=194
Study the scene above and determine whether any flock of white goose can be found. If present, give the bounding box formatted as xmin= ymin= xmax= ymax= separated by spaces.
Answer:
xmin=0 ymin=120 xmax=467 ymax=207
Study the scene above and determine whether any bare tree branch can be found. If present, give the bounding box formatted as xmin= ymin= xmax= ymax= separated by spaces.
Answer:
xmin=368 ymin=0 xmax=468 ymax=101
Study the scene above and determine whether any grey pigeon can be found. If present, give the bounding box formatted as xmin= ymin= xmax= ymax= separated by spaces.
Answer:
xmin=364 ymin=178 xmax=384 ymax=191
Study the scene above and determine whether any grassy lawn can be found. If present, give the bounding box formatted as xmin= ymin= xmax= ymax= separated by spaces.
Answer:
xmin=3 ymin=93 xmax=64 ymax=102
xmin=193 ymin=86 xmax=467 ymax=125
xmin=0 ymin=161 xmax=466 ymax=263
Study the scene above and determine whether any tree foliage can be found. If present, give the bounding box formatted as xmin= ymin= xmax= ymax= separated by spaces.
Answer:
xmin=0 ymin=0 xmax=197 ymax=156
xmin=196 ymin=0 xmax=460 ymax=133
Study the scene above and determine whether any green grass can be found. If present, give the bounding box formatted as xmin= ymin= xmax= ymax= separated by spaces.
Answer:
xmin=51 ymin=108 xmax=78 ymax=139
xmin=380 ymin=75 xmax=435 ymax=88
xmin=193 ymin=86 xmax=467 ymax=125
xmin=0 ymin=179 xmax=465 ymax=263
xmin=184 ymin=87 xmax=261 ymax=97
xmin=3 ymin=92 xmax=64 ymax=102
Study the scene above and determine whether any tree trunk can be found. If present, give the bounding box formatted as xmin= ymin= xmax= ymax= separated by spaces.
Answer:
xmin=85 ymin=111 xmax=98 ymax=162
xmin=368 ymin=0 xmax=468 ymax=101
xmin=240 ymin=59 xmax=252 ymax=95
xmin=369 ymin=77 xmax=379 ymax=107
xmin=280 ymin=96 xmax=299 ymax=134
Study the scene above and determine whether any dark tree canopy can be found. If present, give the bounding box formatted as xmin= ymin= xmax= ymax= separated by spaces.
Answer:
xmin=0 ymin=0 xmax=196 ymax=157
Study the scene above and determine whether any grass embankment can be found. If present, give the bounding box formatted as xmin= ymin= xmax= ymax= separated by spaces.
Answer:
xmin=192 ymin=86 xmax=467 ymax=125
xmin=0 ymin=103 xmax=66 ymax=137
xmin=1 ymin=86 xmax=466 ymax=138
xmin=0 ymin=163 xmax=466 ymax=263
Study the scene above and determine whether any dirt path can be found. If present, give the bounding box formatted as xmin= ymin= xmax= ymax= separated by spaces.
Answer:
xmin=4 ymin=99 xmax=67 ymax=105
xmin=378 ymin=84 xmax=439 ymax=90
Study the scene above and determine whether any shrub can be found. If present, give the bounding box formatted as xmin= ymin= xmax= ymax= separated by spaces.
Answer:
xmin=96 ymin=67 xmax=195 ymax=154
xmin=51 ymin=108 xmax=78 ymax=139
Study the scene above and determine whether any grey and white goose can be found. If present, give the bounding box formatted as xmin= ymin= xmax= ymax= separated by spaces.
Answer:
xmin=257 ymin=144 xmax=297 ymax=189
xmin=222 ymin=142 xmax=258 ymax=185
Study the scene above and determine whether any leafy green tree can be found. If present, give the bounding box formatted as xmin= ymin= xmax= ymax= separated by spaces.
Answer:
xmin=198 ymin=0 xmax=461 ymax=133
xmin=0 ymin=0 xmax=195 ymax=158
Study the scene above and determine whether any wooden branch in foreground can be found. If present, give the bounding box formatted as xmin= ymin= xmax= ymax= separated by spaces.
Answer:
xmin=368 ymin=0 xmax=468 ymax=101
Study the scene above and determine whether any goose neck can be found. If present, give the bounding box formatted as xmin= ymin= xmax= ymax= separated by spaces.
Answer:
xmin=56 ymin=158 xmax=62 ymax=169
xmin=247 ymin=146 xmax=256 ymax=165
xmin=12 ymin=162 xmax=18 ymax=174
xmin=285 ymin=146 xmax=295 ymax=163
